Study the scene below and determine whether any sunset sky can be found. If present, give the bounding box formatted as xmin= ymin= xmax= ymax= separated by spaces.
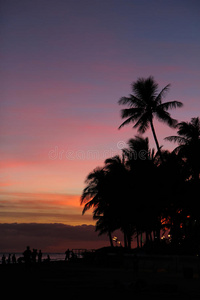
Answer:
xmin=1 ymin=0 xmax=200 ymax=251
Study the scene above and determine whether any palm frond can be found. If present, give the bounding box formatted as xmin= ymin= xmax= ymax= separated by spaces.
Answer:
xmin=80 ymin=187 xmax=96 ymax=204
xmin=154 ymin=84 xmax=171 ymax=105
xmin=191 ymin=117 xmax=200 ymax=130
xmin=118 ymin=115 xmax=135 ymax=129
xmin=118 ymin=95 xmax=144 ymax=107
xmin=132 ymin=76 xmax=158 ymax=101
xmin=133 ymin=112 xmax=150 ymax=133
xmin=127 ymin=135 xmax=149 ymax=151
xmin=172 ymin=144 xmax=185 ymax=155
xmin=155 ymin=109 xmax=177 ymax=128
xmin=120 ymin=107 xmax=143 ymax=119
xmin=104 ymin=155 xmax=122 ymax=166
xmin=118 ymin=96 xmax=133 ymax=106
xmin=176 ymin=119 xmax=200 ymax=140
xmin=158 ymin=100 xmax=183 ymax=110
xmin=164 ymin=135 xmax=188 ymax=144
xmin=81 ymin=194 xmax=100 ymax=214
xmin=84 ymin=167 xmax=104 ymax=183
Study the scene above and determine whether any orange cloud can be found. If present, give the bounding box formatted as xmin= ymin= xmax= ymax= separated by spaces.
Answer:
xmin=0 ymin=191 xmax=83 ymax=210
xmin=0 ymin=191 xmax=93 ymax=225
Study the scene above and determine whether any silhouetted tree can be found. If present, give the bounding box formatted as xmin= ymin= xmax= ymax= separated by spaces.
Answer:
xmin=164 ymin=117 xmax=200 ymax=251
xmin=80 ymin=163 xmax=124 ymax=247
xmin=104 ymin=154 xmax=134 ymax=248
xmin=123 ymin=136 xmax=162 ymax=245
xmin=80 ymin=74 xmax=200 ymax=254
xmin=81 ymin=167 xmax=106 ymax=214
xmin=80 ymin=167 xmax=115 ymax=246
xmin=157 ymin=150 xmax=186 ymax=246
xmin=118 ymin=76 xmax=183 ymax=161
xmin=165 ymin=117 xmax=200 ymax=182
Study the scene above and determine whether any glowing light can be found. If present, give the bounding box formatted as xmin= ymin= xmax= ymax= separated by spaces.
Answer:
xmin=113 ymin=236 xmax=118 ymax=242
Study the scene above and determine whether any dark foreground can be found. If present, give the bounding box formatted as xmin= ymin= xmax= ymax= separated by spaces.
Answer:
xmin=1 ymin=258 xmax=200 ymax=298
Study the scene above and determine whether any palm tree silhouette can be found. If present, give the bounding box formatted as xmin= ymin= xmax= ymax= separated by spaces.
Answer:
xmin=104 ymin=155 xmax=133 ymax=248
xmin=123 ymin=135 xmax=162 ymax=244
xmin=118 ymin=76 xmax=183 ymax=161
xmin=80 ymin=166 xmax=119 ymax=247
xmin=81 ymin=167 xmax=106 ymax=215
xmin=165 ymin=117 xmax=200 ymax=182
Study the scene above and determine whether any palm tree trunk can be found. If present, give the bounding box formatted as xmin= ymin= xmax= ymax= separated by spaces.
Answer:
xmin=140 ymin=233 xmax=143 ymax=248
xmin=150 ymin=119 xmax=163 ymax=162
xmin=124 ymin=232 xmax=128 ymax=248
xmin=149 ymin=231 xmax=153 ymax=242
xmin=145 ymin=231 xmax=149 ymax=244
xmin=127 ymin=234 xmax=132 ymax=249
xmin=108 ymin=231 xmax=114 ymax=247
xmin=137 ymin=231 xmax=140 ymax=248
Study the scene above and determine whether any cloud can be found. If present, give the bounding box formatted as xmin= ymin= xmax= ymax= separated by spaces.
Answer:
xmin=0 ymin=223 xmax=111 ymax=252
xmin=0 ymin=191 xmax=94 ymax=225
xmin=0 ymin=191 xmax=81 ymax=207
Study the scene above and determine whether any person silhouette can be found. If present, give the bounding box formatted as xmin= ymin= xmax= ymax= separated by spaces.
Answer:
xmin=23 ymin=246 xmax=32 ymax=264
xmin=38 ymin=250 xmax=42 ymax=263
xmin=70 ymin=250 xmax=76 ymax=261
xmin=7 ymin=254 xmax=11 ymax=264
xmin=2 ymin=254 xmax=6 ymax=265
xmin=65 ymin=249 xmax=70 ymax=261
xmin=32 ymin=249 xmax=38 ymax=263
xmin=12 ymin=254 xmax=16 ymax=264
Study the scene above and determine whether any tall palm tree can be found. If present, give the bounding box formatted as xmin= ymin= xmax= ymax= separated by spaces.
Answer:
xmin=165 ymin=117 xmax=200 ymax=182
xmin=118 ymin=76 xmax=183 ymax=161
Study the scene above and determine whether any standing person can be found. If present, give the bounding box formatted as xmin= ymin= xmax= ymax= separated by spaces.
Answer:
xmin=32 ymin=249 xmax=38 ymax=263
xmin=65 ymin=249 xmax=70 ymax=261
xmin=2 ymin=254 xmax=6 ymax=265
xmin=12 ymin=254 xmax=16 ymax=264
xmin=7 ymin=254 xmax=11 ymax=264
xmin=23 ymin=246 xmax=32 ymax=264
xmin=38 ymin=250 xmax=42 ymax=263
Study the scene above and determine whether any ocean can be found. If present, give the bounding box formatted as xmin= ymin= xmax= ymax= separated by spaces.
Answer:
xmin=0 ymin=251 xmax=86 ymax=264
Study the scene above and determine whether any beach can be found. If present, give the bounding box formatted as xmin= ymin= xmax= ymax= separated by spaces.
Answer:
xmin=1 ymin=254 xmax=200 ymax=298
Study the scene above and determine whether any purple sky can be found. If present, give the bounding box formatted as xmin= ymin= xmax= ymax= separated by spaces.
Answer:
xmin=0 ymin=0 xmax=200 ymax=250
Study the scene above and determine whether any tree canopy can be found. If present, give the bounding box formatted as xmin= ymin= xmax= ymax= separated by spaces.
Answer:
xmin=80 ymin=77 xmax=200 ymax=255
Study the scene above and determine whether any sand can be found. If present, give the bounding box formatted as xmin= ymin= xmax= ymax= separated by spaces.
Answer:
xmin=1 ymin=259 xmax=200 ymax=298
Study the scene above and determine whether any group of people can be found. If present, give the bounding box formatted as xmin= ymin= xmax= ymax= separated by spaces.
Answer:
xmin=2 ymin=247 xmax=78 ymax=265
xmin=1 ymin=246 xmax=50 ymax=265
xmin=65 ymin=249 xmax=77 ymax=261
xmin=22 ymin=246 xmax=43 ymax=264
xmin=1 ymin=253 xmax=16 ymax=265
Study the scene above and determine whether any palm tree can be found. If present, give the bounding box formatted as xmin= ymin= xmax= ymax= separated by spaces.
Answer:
xmin=80 ymin=167 xmax=106 ymax=214
xmin=123 ymin=135 xmax=163 ymax=244
xmin=165 ymin=117 xmax=200 ymax=182
xmin=80 ymin=164 xmax=122 ymax=247
xmin=93 ymin=211 xmax=115 ymax=248
xmin=81 ymin=167 xmax=117 ymax=247
xmin=103 ymin=155 xmax=133 ymax=248
xmin=118 ymin=76 xmax=183 ymax=161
